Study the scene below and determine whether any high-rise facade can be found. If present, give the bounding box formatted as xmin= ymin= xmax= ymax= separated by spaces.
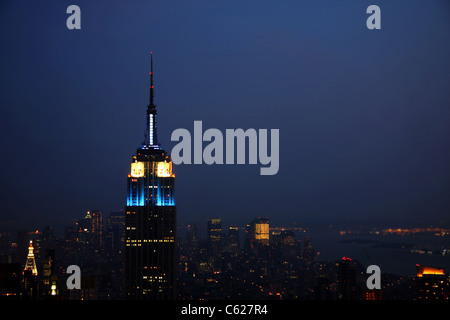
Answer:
xmin=91 ymin=210 xmax=103 ymax=250
xmin=226 ymin=225 xmax=240 ymax=253
xmin=106 ymin=211 xmax=125 ymax=256
xmin=207 ymin=217 xmax=223 ymax=253
xmin=125 ymin=54 xmax=177 ymax=300
xmin=337 ymin=257 xmax=359 ymax=300
xmin=416 ymin=265 xmax=449 ymax=300
xmin=245 ymin=218 xmax=269 ymax=250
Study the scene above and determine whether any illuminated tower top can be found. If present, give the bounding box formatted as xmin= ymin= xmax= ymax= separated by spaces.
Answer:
xmin=24 ymin=240 xmax=38 ymax=276
xmin=127 ymin=53 xmax=175 ymax=208
xmin=145 ymin=52 xmax=159 ymax=148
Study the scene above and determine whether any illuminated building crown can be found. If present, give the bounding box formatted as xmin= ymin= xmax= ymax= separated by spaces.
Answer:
xmin=24 ymin=240 xmax=38 ymax=276
xmin=126 ymin=53 xmax=175 ymax=208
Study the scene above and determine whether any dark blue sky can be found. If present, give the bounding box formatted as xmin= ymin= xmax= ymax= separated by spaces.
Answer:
xmin=0 ymin=0 xmax=449 ymax=230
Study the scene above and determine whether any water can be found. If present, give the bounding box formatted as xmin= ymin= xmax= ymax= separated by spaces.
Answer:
xmin=303 ymin=226 xmax=450 ymax=276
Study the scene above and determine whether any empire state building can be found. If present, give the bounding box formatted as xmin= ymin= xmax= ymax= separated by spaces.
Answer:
xmin=125 ymin=53 xmax=176 ymax=300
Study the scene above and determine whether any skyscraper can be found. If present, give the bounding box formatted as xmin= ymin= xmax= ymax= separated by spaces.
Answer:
xmin=125 ymin=53 xmax=177 ymax=300
xmin=207 ymin=217 xmax=223 ymax=254
xmin=23 ymin=241 xmax=38 ymax=299
xmin=91 ymin=210 xmax=103 ymax=251
xmin=337 ymin=257 xmax=362 ymax=300
xmin=225 ymin=225 xmax=240 ymax=253
xmin=416 ymin=265 xmax=449 ymax=300
xmin=245 ymin=218 xmax=269 ymax=250
xmin=77 ymin=211 xmax=92 ymax=244
xmin=105 ymin=211 xmax=125 ymax=256
xmin=42 ymin=249 xmax=56 ymax=297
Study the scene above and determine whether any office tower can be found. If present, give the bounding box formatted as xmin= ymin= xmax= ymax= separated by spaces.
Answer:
xmin=125 ymin=53 xmax=177 ymax=300
xmin=416 ymin=265 xmax=449 ymax=300
xmin=105 ymin=211 xmax=125 ymax=255
xmin=42 ymin=249 xmax=55 ymax=297
xmin=77 ymin=211 xmax=92 ymax=244
xmin=299 ymin=236 xmax=317 ymax=297
xmin=254 ymin=218 xmax=269 ymax=245
xmin=42 ymin=226 xmax=55 ymax=242
xmin=23 ymin=241 xmax=38 ymax=299
xmin=207 ymin=217 xmax=223 ymax=253
xmin=185 ymin=224 xmax=199 ymax=247
xmin=302 ymin=236 xmax=315 ymax=265
xmin=91 ymin=210 xmax=103 ymax=250
xmin=273 ymin=230 xmax=296 ymax=259
xmin=76 ymin=210 xmax=102 ymax=249
xmin=337 ymin=257 xmax=358 ymax=300
xmin=226 ymin=225 xmax=240 ymax=253
xmin=245 ymin=218 xmax=269 ymax=250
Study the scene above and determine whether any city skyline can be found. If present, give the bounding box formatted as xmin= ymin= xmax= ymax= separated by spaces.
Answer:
xmin=2 ymin=208 xmax=449 ymax=300
xmin=1 ymin=1 xmax=449 ymax=230
xmin=0 ymin=0 xmax=449 ymax=305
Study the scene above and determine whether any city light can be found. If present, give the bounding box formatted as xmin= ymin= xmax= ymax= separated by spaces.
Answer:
xmin=156 ymin=161 xmax=174 ymax=178
xmin=416 ymin=265 xmax=445 ymax=277
xmin=130 ymin=161 xmax=145 ymax=178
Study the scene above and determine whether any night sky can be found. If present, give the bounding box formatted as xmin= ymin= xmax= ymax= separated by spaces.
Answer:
xmin=0 ymin=0 xmax=449 ymax=231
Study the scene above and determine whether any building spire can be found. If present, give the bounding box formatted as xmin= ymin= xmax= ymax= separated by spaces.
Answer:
xmin=145 ymin=51 xmax=158 ymax=147
xmin=149 ymin=51 xmax=154 ymax=106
